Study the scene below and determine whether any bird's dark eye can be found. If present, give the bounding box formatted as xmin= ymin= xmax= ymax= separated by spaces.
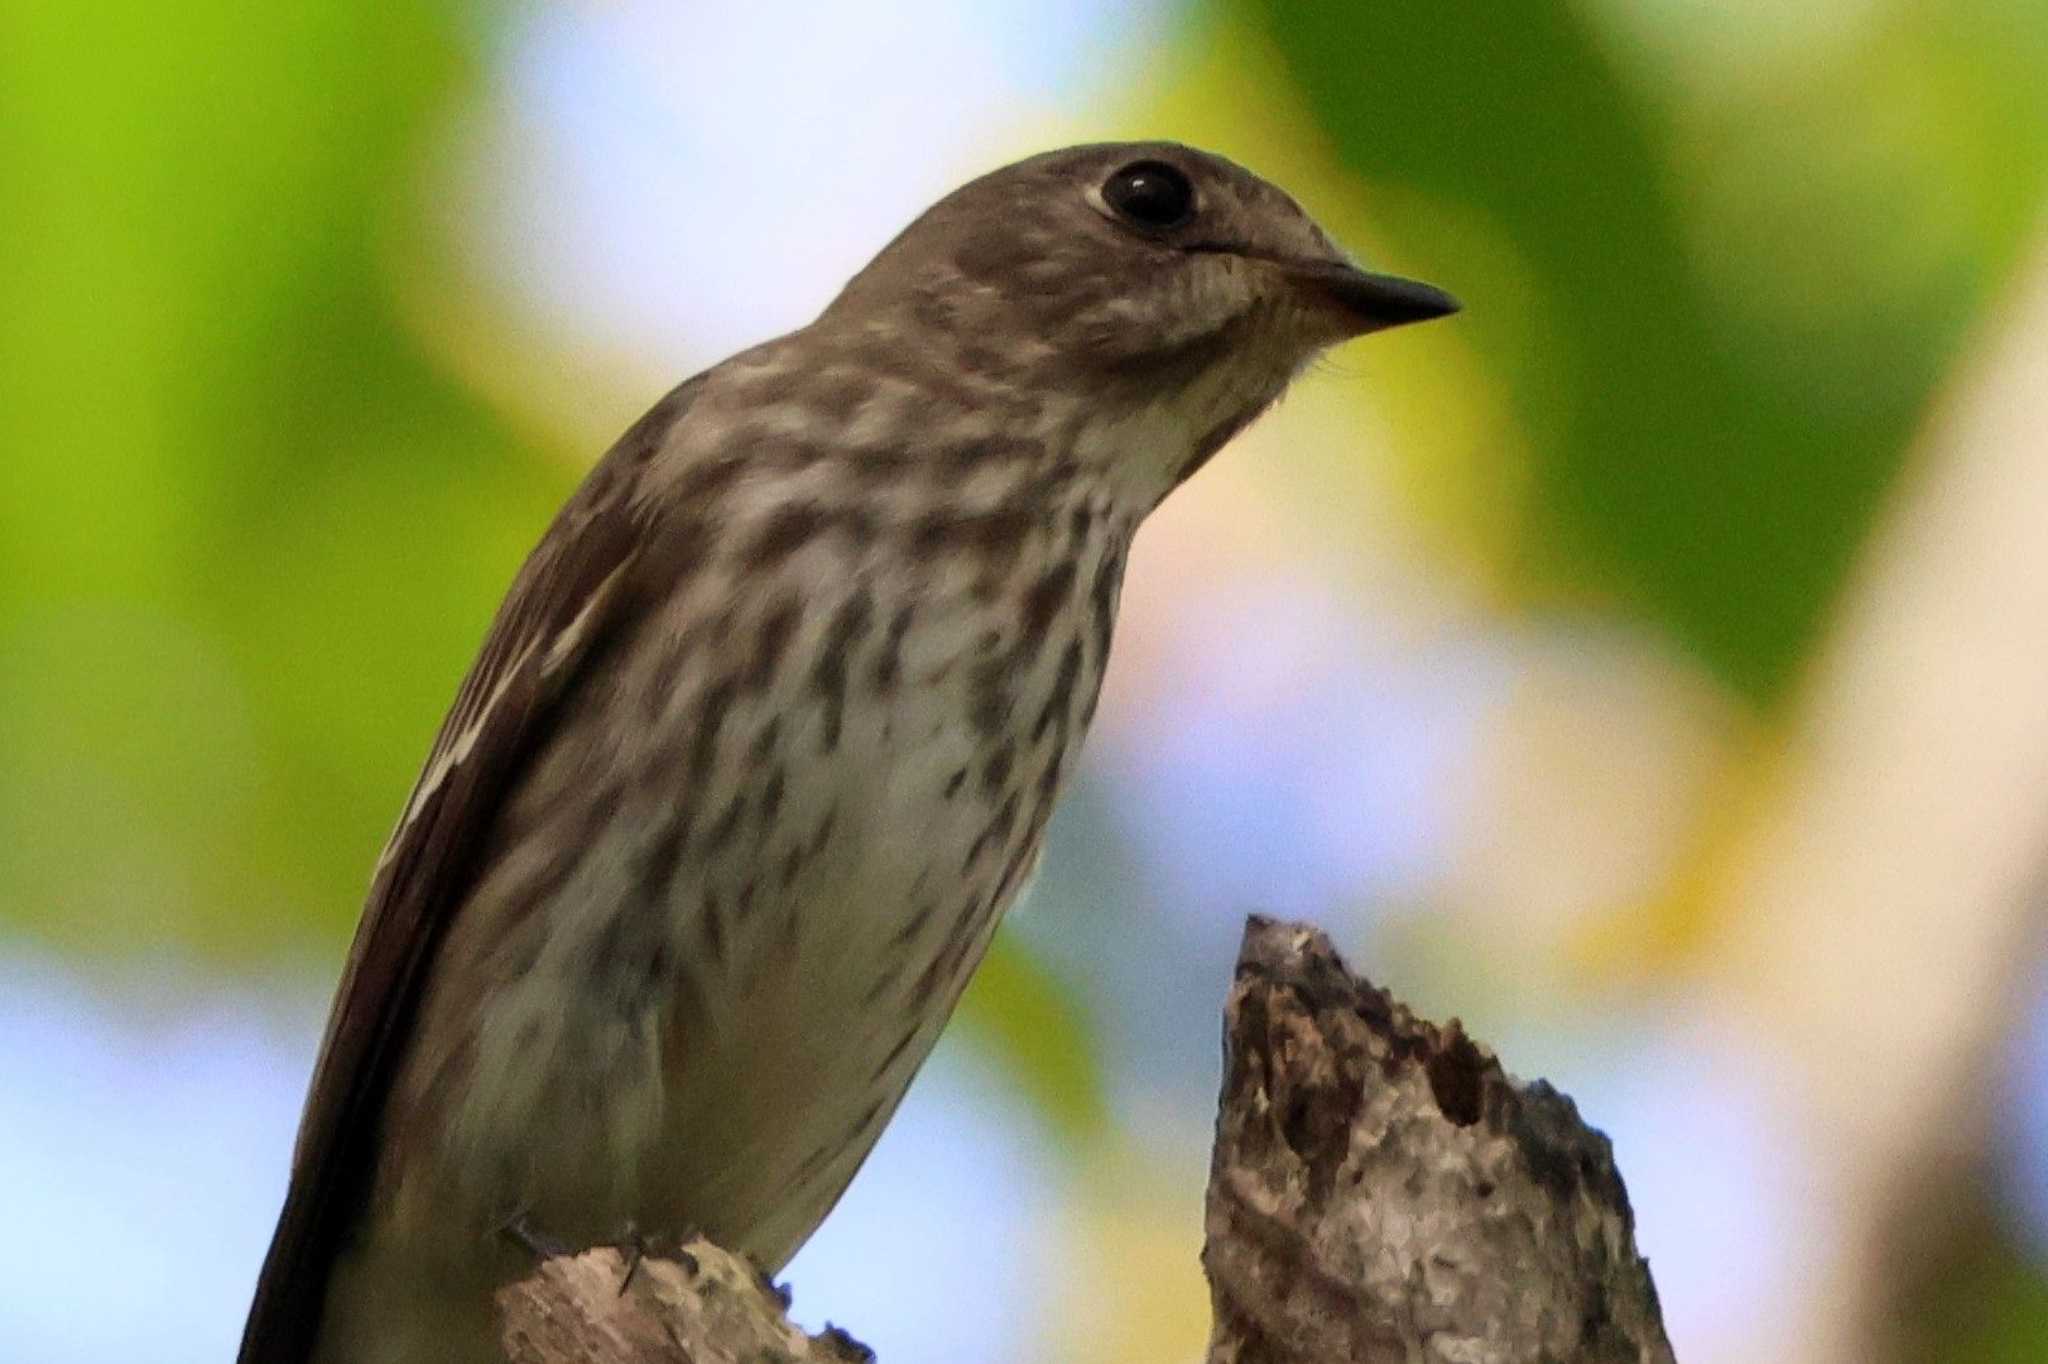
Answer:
xmin=1101 ymin=160 xmax=1195 ymax=231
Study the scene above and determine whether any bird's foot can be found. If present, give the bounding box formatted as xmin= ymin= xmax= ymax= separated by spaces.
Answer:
xmin=495 ymin=1207 xmax=570 ymax=1263
xmin=614 ymin=1222 xmax=647 ymax=1296
xmin=493 ymin=1210 xmax=706 ymax=1295
xmin=605 ymin=1221 xmax=701 ymax=1296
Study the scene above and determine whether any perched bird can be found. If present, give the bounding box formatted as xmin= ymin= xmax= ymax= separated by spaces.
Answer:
xmin=238 ymin=141 xmax=1457 ymax=1364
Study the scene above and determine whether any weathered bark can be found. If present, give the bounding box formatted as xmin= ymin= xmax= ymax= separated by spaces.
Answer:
xmin=497 ymin=915 xmax=1673 ymax=1362
xmin=496 ymin=1239 xmax=871 ymax=1364
xmin=1204 ymin=915 xmax=1673 ymax=1363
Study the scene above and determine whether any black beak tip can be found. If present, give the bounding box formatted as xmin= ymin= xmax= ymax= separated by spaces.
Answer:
xmin=1337 ymin=269 xmax=1461 ymax=328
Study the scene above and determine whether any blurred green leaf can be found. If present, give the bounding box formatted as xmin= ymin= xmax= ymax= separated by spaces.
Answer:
xmin=0 ymin=0 xmax=573 ymax=952
xmin=959 ymin=935 xmax=1110 ymax=1141
xmin=1892 ymin=1197 xmax=2048 ymax=1363
xmin=1237 ymin=0 xmax=2048 ymax=702
xmin=1934 ymin=1259 xmax=2048 ymax=1363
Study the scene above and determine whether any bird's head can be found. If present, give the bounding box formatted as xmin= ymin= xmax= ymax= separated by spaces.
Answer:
xmin=818 ymin=141 xmax=1457 ymax=497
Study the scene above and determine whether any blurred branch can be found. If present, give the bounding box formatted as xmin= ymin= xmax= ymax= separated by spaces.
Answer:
xmin=1205 ymin=916 xmax=1673 ymax=1364
xmin=496 ymin=916 xmax=1672 ymax=1363
xmin=1713 ymin=227 xmax=2048 ymax=1363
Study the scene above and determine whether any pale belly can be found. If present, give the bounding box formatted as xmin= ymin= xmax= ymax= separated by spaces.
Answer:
xmin=362 ymin=558 xmax=1102 ymax=1275
xmin=317 ymin=786 xmax=1019 ymax=1364
xmin=619 ymin=772 xmax=1022 ymax=1271
xmin=428 ymin=715 xmax=1025 ymax=1266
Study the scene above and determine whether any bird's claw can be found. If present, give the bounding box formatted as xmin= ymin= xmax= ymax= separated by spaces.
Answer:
xmin=611 ymin=1221 xmax=705 ymax=1294
xmin=493 ymin=1210 xmax=703 ymax=1297
xmin=615 ymin=1222 xmax=646 ymax=1296
xmin=496 ymin=1208 xmax=569 ymax=1262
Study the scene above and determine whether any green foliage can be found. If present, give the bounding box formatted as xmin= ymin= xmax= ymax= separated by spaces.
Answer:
xmin=1902 ymin=1215 xmax=2048 ymax=1362
xmin=960 ymin=937 xmax=1110 ymax=1140
xmin=1241 ymin=0 xmax=2048 ymax=702
xmin=0 ymin=0 xmax=569 ymax=951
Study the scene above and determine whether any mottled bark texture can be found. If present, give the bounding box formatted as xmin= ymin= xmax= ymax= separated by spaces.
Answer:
xmin=496 ymin=1239 xmax=871 ymax=1364
xmin=1206 ymin=916 xmax=1674 ymax=1364
xmin=496 ymin=916 xmax=1672 ymax=1363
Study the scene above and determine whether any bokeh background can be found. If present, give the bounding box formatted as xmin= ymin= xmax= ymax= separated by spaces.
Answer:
xmin=6 ymin=1 xmax=2048 ymax=1359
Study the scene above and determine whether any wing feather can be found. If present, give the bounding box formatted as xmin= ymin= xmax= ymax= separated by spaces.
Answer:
xmin=237 ymin=376 xmax=704 ymax=1364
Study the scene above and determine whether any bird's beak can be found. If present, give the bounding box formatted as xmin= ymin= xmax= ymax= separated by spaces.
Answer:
xmin=1287 ymin=261 xmax=1461 ymax=334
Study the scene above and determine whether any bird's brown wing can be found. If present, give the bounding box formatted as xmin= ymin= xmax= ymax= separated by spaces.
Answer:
xmin=237 ymin=377 xmax=705 ymax=1364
